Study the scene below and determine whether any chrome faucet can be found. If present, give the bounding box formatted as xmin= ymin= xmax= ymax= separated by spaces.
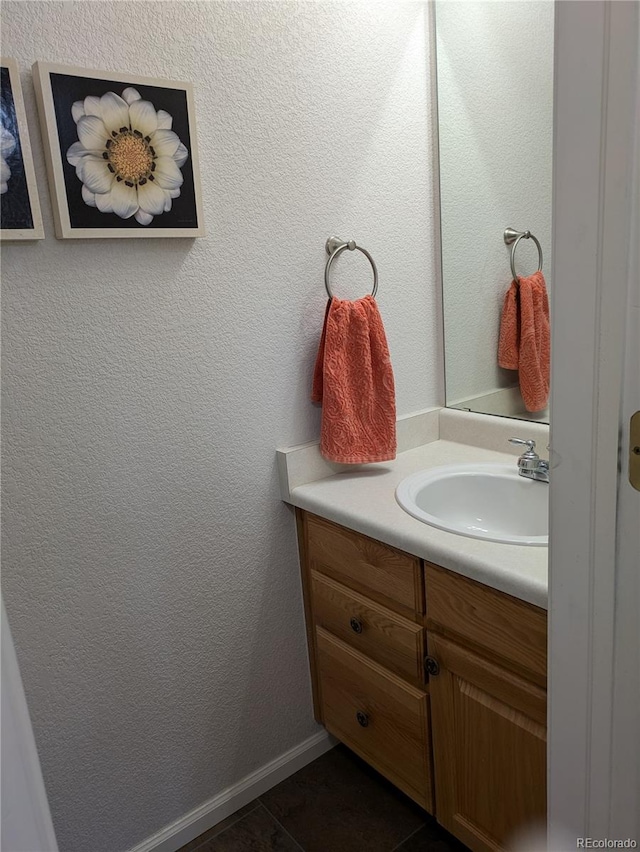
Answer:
xmin=508 ymin=438 xmax=550 ymax=483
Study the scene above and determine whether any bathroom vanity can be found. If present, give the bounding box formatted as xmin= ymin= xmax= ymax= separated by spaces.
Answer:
xmin=296 ymin=510 xmax=546 ymax=852
xmin=278 ymin=409 xmax=549 ymax=852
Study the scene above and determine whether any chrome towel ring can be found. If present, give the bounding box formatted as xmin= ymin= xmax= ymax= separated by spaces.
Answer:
xmin=504 ymin=227 xmax=544 ymax=281
xmin=324 ymin=236 xmax=378 ymax=299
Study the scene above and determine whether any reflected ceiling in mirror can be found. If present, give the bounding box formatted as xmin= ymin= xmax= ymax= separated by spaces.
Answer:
xmin=435 ymin=1 xmax=554 ymax=424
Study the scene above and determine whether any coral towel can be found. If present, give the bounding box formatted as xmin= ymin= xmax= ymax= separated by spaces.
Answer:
xmin=311 ymin=295 xmax=396 ymax=463
xmin=498 ymin=271 xmax=550 ymax=412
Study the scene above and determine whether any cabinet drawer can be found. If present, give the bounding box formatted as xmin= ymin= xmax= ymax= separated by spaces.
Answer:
xmin=311 ymin=571 xmax=425 ymax=684
xmin=425 ymin=564 xmax=547 ymax=685
xmin=316 ymin=626 xmax=433 ymax=812
xmin=306 ymin=513 xmax=424 ymax=616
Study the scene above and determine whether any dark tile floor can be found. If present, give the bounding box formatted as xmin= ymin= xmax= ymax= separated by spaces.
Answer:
xmin=178 ymin=745 xmax=469 ymax=852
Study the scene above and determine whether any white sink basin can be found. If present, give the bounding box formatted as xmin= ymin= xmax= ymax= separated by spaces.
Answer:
xmin=395 ymin=463 xmax=548 ymax=546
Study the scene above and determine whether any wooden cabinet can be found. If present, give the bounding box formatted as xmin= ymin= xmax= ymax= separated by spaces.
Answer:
xmin=296 ymin=510 xmax=547 ymax=852
xmin=296 ymin=510 xmax=434 ymax=813
xmin=426 ymin=633 xmax=546 ymax=852
xmin=425 ymin=564 xmax=547 ymax=851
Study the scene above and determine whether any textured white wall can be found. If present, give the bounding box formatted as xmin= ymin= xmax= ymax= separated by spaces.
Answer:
xmin=0 ymin=3 xmax=441 ymax=850
xmin=436 ymin=0 xmax=554 ymax=404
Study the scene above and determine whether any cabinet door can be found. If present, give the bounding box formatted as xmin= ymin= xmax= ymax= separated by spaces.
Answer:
xmin=427 ymin=632 xmax=546 ymax=852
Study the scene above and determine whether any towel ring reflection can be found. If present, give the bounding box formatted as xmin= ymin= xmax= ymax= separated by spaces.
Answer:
xmin=324 ymin=236 xmax=378 ymax=299
xmin=504 ymin=228 xmax=543 ymax=281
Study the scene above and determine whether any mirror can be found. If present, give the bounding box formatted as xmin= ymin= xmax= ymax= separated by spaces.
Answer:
xmin=435 ymin=1 xmax=554 ymax=423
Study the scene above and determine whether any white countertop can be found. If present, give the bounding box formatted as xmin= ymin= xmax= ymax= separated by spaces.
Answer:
xmin=279 ymin=409 xmax=549 ymax=610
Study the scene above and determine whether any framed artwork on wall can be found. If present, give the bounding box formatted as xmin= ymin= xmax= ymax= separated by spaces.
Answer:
xmin=32 ymin=62 xmax=205 ymax=239
xmin=1 ymin=57 xmax=45 ymax=240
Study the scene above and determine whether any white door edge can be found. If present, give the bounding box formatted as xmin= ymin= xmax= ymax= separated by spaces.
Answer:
xmin=1 ymin=598 xmax=59 ymax=852
xmin=549 ymin=0 xmax=639 ymax=845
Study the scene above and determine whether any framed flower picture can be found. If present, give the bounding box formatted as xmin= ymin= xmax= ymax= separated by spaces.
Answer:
xmin=32 ymin=62 xmax=205 ymax=238
xmin=1 ymin=58 xmax=44 ymax=240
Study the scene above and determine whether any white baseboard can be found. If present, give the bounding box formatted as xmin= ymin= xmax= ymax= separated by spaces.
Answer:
xmin=128 ymin=730 xmax=335 ymax=852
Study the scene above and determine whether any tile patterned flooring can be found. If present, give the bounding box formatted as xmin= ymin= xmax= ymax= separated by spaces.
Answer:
xmin=178 ymin=745 xmax=469 ymax=852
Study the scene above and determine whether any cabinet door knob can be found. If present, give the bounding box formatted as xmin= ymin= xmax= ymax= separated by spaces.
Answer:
xmin=356 ymin=711 xmax=369 ymax=727
xmin=425 ymin=655 xmax=440 ymax=676
xmin=349 ymin=617 xmax=363 ymax=634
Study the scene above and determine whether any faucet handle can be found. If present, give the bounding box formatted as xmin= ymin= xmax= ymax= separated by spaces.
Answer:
xmin=508 ymin=437 xmax=536 ymax=452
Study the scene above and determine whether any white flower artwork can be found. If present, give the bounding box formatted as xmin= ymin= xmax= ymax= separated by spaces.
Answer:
xmin=66 ymin=87 xmax=189 ymax=226
xmin=33 ymin=63 xmax=204 ymax=238
xmin=1 ymin=123 xmax=17 ymax=194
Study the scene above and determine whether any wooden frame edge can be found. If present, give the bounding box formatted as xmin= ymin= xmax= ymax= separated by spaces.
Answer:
xmin=295 ymin=508 xmax=323 ymax=723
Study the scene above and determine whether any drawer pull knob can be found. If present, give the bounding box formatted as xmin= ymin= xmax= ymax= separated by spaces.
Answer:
xmin=350 ymin=617 xmax=363 ymax=634
xmin=356 ymin=711 xmax=369 ymax=728
xmin=425 ymin=656 xmax=440 ymax=677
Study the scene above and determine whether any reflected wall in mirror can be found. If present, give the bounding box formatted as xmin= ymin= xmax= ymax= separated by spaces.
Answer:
xmin=436 ymin=1 xmax=554 ymax=423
